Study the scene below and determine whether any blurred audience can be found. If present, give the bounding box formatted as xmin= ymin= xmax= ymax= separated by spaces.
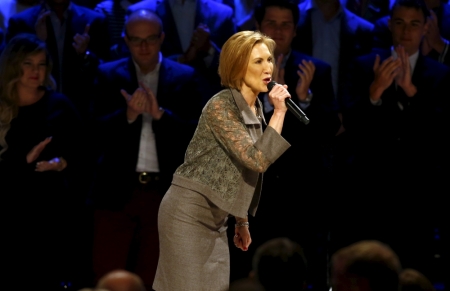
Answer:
xmin=250 ymin=237 xmax=308 ymax=291
xmin=229 ymin=278 xmax=265 ymax=291
xmin=0 ymin=0 xmax=39 ymax=31
xmin=96 ymin=269 xmax=146 ymax=291
xmin=331 ymin=240 xmax=402 ymax=291
xmin=399 ymin=268 xmax=436 ymax=291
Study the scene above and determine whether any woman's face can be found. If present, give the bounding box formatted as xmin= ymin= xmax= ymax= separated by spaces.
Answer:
xmin=18 ymin=51 xmax=47 ymax=90
xmin=241 ymin=42 xmax=273 ymax=95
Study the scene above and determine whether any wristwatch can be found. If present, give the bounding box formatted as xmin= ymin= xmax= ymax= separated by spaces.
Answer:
xmin=300 ymin=89 xmax=313 ymax=103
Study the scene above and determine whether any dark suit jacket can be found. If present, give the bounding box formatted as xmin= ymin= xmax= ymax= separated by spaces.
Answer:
xmin=90 ymin=56 xmax=205 ymax=209
xmin=372 ymin=2 xmax=450 ymax=66
xmin=127 ymin=0 xmax=235 ymax=94
xmin=344 ymin=49 xmax=450 ymax=185
xmin=292 ymin=0 xmax=374 ymax=109
xmin=6 ymin=2 xmax=110 ymax=119
xmin=260 ymin=50 xmax=340 ymax=188
xmin=341 ymin=0 xmax=395 ymax=23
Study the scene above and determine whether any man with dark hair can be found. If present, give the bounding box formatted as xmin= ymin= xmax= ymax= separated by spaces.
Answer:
xmin=343 ymin=0 xmax=450 ymax=194
xmin=373 ymin=0 xmax=450 ymax=66
xmin=247 ymin=0 xmax=339 ymax=289
xmin=333 ymin=0 xmax=450 ymax=267
xmin=250 ymin=237 xmax=308 ymax=291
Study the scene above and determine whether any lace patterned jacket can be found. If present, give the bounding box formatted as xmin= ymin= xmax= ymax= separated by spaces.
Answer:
xmin=172 ymin=88 xmax=290 ymax=218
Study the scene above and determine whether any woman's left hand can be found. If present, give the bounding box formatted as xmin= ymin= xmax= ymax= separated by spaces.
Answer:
xmin=234 ymin=225 xmax=251 ymax=251
xmin=35 ymin=157 xmax=67 ymax=172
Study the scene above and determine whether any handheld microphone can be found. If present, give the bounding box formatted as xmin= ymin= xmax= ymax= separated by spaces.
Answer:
xmin=267 ymin=81 xmax=310 ymax=125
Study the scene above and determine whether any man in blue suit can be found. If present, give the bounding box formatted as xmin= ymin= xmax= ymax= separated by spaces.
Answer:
xmin=126 ymin=0 xmax=236 ymax=93
xmin=90 ymin=9 xmax=206 ymax=290
xmin=6 ymin=0 xmax=110 ymax=120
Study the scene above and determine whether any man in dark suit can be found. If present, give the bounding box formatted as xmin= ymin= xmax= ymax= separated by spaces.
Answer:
xmin=90 ymin=9 xmax=205 ymax=290
xmin=335 ymin=0 xmax=450 ymax=268
xmin=373 ymin=0 xmax=450 ymax=66
xmin=126 ymin=0 xmax=236 ymax=93
xmin=233 ymin=0 xmax=339 ymax=288
xmin=6 ymin=0 xmax=110 ymax=120
xmin=292 ymin=0 xmax=374 ymax=111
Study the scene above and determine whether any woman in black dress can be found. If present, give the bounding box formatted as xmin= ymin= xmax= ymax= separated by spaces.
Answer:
xmin=0 ymin=33 xmax=82 ymax=289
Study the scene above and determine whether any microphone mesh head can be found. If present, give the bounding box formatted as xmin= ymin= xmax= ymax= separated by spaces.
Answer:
xmin=267 ymin=81 xmax=276 ymax=92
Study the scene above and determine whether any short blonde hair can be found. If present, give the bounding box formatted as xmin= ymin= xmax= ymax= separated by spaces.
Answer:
xmin=218 ymin=30 xmax=275 ymax=91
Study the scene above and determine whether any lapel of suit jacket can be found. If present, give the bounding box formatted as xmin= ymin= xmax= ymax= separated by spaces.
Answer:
xmin=158 ymin=0 xmax=183 ymax=56
xmin=195 ymin=0 xmax=207 ymax=27
xmin=156 ymin=58 xmax=172 ymax=106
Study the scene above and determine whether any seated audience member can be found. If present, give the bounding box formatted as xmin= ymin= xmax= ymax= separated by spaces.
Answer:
xmin=0 ymin=33 xmax=82 ymax=289
xmin=6 ymin=0 xmax=110 ymax=120
xmin=399 ymin=269 xmax=436 ymax=291
xmin=90 ymin=9 xmax=205 ymax=290
xmin=94 ymin=0 xmax=141 ymax=59
xmin=96 ymin=270 xmax=146 ymax=291
xmin=126 ymin=0 xmax=236 ymax=94
xmin=0 ymin=0 xmax=39 ymax=31
xmin=229 ymin=278 xmax=265 ymax=291
xmin=373 ymin=0 xmax=450 ymax=66
xmin=250 ymin=237 xmax=308 ymax=291
xmin=331 ymin=240 xmax=402 ymax=291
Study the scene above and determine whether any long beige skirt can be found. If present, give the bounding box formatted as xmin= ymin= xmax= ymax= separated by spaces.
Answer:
xmin=152 ymin=184 xmax=230 ymax=291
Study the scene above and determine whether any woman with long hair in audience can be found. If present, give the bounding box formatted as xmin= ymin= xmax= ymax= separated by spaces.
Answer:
xmin=0 ymin=33 xmax=82 ymax=289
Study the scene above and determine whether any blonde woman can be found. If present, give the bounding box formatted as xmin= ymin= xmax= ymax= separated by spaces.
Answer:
xmin=153 ymin=30 xmax=292 ymax=291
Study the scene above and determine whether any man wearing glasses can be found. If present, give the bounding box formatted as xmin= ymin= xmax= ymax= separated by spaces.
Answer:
xmin=90 ymin=9 xmax=206 ymax=290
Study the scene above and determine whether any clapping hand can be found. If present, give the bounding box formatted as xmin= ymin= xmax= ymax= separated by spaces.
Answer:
xmin=73 ymin=24 xmax=90 ymax=55
xmin=296 ymin=59 xmax=315 ymax=102
xmin=394 ymin=46 xmax=417 ymax=97
xmin=35 ymin=7 xmax=51 ymax=41
xmin=423 ymin=10 xmax=445 ymax=55
xmin=121 ymin=82 xmax=163 ymax=122
xmin=369 ymin=54 xmax=401 ymax=102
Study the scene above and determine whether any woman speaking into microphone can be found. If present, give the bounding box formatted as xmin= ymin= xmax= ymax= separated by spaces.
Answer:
xmin=153 ymin=30 xmax=291 ymax=291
